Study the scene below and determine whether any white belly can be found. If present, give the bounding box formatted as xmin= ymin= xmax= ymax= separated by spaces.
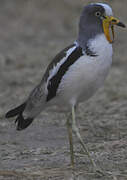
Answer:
xmin=56 ymin=34 xmax=113 ymax=107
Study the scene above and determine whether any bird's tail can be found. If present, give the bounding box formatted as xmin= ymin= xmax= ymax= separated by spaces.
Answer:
xmin=5 ymin=102 xmax=34 ymax=131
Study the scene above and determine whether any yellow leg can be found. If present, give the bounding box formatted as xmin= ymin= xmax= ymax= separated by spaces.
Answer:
xmin=71 ymin=106 xmax=98 ymax=170
xmin=66 ymin=114 xmax=75 ymax=168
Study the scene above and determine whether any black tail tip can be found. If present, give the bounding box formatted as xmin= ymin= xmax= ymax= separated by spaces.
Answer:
xmin=5 ymin=102 xmax=33 ymax=131
xmin=15 ymin=115 xmax=34 ymax=131
xmin=5 ymin=103 xmax=26 ymax=118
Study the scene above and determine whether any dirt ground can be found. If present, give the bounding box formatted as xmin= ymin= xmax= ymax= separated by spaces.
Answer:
xmin=0 ymin=0 xmax=127 ymax=179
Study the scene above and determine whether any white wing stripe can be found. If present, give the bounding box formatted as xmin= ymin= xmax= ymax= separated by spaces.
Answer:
xmin=45 ymin=45 xmax=77 ymax=92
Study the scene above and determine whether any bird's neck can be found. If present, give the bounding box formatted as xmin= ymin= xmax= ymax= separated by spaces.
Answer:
xmin=77 ymin=19 xmax=104 ymax=50
xmin=77 ymin=29 xmax=103 ymax=50
xmin=76 ymin=33 xmax=112 ymax=58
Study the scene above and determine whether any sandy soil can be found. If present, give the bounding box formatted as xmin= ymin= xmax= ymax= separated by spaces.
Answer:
xmin=0 ymin=0 xmax=127 ymax=179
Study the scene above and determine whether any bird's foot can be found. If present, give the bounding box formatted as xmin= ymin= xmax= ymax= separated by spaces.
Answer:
xmin=94 ymin=167 xmax=116 ymax=179
xmin=93 ymin=167 xmax=106 ymax=177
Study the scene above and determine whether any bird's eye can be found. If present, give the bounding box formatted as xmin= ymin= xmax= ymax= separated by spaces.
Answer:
xmin=95 ymin=11 xmax=101 ymax=17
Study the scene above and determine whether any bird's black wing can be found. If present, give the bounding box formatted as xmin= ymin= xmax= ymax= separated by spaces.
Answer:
xmin=43 ymin=44 xmax=84 ymax=102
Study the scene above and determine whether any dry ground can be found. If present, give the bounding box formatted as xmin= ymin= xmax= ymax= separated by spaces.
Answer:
xmin=0 ymin=0 xmax=127 ymax=179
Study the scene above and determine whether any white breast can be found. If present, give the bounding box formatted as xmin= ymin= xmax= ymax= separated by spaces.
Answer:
xmin=56 ymin=34 xmax=113 ymax=107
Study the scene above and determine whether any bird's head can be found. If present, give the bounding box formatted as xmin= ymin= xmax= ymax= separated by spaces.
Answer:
xmin=78 ymin=3 xmax=125 ymax=44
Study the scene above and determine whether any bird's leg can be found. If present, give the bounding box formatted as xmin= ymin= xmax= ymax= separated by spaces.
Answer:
xmin=71 ymin=106 xmax=98 ymax=171
xmin=66 ymin=113 xmax=75 ymax=168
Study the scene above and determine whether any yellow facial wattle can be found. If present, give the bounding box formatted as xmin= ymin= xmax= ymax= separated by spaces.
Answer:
xmin=102 ymin=16 xmax=125 ymax=43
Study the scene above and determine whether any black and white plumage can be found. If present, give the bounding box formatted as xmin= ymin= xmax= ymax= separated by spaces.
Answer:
xmin=6 ymin=3 xmax=125 ymax=170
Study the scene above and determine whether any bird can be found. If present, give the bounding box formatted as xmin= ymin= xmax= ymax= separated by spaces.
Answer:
xmin=6 ymin=3 xmax=125 ymax=172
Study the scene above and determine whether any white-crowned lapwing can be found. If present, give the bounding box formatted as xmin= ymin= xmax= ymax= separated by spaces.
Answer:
xmin=6 ymin=3 xmax=125 ymax=171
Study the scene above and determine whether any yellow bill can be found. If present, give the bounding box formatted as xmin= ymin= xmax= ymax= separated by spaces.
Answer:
xmin=103 ymin=16 xmax=126 ymax=43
